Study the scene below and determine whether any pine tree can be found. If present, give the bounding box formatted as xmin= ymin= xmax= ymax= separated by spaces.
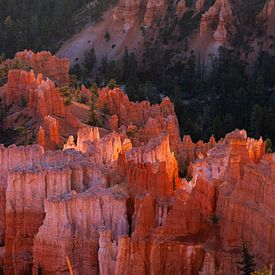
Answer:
xmin=104 ymin=31 xmax=111 ymax=43
xmin=212 ymin=116 xmax=223 ymax=141
xmin=264 ymin=138 xmax=273 ymax=153
xmin=250 ymin=104 xmax=263 ymax=138
xmin=237 ymin=242 xmax=256 ymax=275
xmin=83 ymin=48 xmax=97 ymax=75
xmin=122 ymin=47 xmax=129 ymax=81
xmin=108 ymin=79 xmax=119 ymax=89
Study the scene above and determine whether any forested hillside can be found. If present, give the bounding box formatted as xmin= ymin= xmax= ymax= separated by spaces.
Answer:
xmin=0 ymin=0 xmax=117 ymax=57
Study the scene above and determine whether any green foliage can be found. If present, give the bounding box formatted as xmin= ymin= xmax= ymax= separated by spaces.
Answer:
xmin=90 ymin=1 xmax=105 ymax=21
xmin=79 ymin=94 xmax=88 ymax=104
xmin=126 ymin=127 xmax=138 ymax=138
xmin=102 ymin=103 xmax=110 ymax=115
xmin=178 ymin=160 xmax=188 ymax=178
xmin=104 ymin=31 xmax=111 ymax=43
xmin=264 ymin=138 xmax=273 ymax=153
xmin=64 ymin=97 xmax=72 ymax=106
xmin=0 ymin=54 xmax=5 ymax=63
xmin=70 ymin=64 xmax=82 ymax=80
xmin=11 ymin=59 xmax=22 ymax=69
xmin=20 ymin=95 xmax=28 ymax=108
xmin=209 ymin=214 xmax=219 ymax=225
xmin=0 ymin=64 xmax=8 ymax=86
xmin=0 ymin=0 xmax=90 ymax=57
xmin=108 ymin=79 xmax=119 ymax=89
xmin=83 ymin=48 xmax=96 ymax=75
xmin=59 ymin=86 xmax=71 ymax=97
xmin=90 ymin=82 xmax=99 ymax=97
xmin=59 ymin=86 xmax=72 ymax=106
xmin=185 ymin=0 xmax=194 ymax=8
xmin=89 ymin=0 xmax=116 ymax=22
xmin=15 ymin=126 xmax=29 ymax=146
xmin=88 ymin=82 xmax=99 ymax=126
xmin=251 ymin=267 xmax=270 ymax=275
xmin=237 ymin=242 xmax=256 ymax=275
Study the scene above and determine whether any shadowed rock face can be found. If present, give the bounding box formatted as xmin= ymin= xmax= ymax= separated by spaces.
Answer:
xmin=114 ymin=0 xmax=168 ymax=29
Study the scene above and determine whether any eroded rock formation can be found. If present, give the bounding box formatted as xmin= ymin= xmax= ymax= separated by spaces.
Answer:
xmin=0 ymin=55 xmax=274 ymax=274
xmin=200 ymin=0 xmax=235 ymax=43
xmin=114 ymin=0 xmax=168 ymax=29
xmin=97 ymin=87 xmax=180 ymax=148
xmin=0 ymin=68 xmax=80 ymax=150
xmin=14 ymin=50 xmax=70 ymax=86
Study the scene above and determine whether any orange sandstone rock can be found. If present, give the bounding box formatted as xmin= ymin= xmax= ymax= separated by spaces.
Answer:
xmin=97 ymin=88 xmax=180 ymax=148
xmin=14 ymin=50 xmax=70 ymax=86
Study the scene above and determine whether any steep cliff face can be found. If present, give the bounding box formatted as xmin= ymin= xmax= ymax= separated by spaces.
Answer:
xmin=0 ymin=145 xmax=44 ymax=273
xmin=120 ymin=134 xmax=179 ymax=197
xmin=33 ymin=188 xmax=129 ymax=274
xmin=217 ymin=157 xmax=275 ymax=266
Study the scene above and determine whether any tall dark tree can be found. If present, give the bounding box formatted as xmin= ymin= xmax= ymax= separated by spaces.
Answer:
xmin=238 ymin=242 xmax=256 ymax=275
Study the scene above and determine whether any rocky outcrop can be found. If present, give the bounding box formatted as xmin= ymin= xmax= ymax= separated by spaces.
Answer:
xmin=200 ymin=0 xmax=235 ymax=43
xmin=14 ymin=50 xmax=70 ymax=86
xmin=257 ymin=0 xmax=275 ymax=21
xmin=114 ymin=0 xmax=168 ymax=29
xmin=144 ymin=0 xmax=167 ymax=26
xmin=4 ymin=70 xmax=65 ymax=118
xmin=1 ymin=69 xmax=80 ymax=150
xmin=176 ymin=0 xmax=186 ymax=17
xmin=97 ymin=88 xmax=180 ymax=148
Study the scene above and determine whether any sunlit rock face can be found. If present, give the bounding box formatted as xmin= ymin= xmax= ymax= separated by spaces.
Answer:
xmin=0 ymin=68 xmax=80 ymax=150
xmin=97 ymin=88 xmax=181 ymax=149
xmin=14 ymin=50 xmax=70 ymax=86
